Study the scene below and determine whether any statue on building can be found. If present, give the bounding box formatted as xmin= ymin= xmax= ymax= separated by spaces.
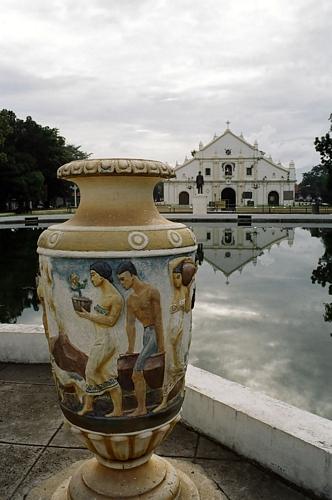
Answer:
xmin=196 ymin=171 xmax=204 ymax=194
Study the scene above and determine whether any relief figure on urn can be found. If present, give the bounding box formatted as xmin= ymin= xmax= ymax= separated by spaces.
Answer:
xmin=117 ymin=260 xmax=165 ymax=417
xmin=169 ymin=257 xmax=196 ymax=372
xmin=155 ymin=256 xmax=196 ymax=412
xmin=74 ymin=261 xmax=123 ymax=417
xmin=38 ymin=257 xmax=88 ymax=406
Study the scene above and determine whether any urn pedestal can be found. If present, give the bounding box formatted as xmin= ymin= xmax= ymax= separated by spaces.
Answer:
xmin=36 ymin=159 xmax=205 ymax=498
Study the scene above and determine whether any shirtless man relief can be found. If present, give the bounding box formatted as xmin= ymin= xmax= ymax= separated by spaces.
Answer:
xmin=117 ymin=261 xmax=165 ymax=416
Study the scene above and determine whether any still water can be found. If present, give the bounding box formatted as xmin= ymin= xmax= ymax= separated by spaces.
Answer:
xmin=0 ymin=224 xmax=331 ymax=419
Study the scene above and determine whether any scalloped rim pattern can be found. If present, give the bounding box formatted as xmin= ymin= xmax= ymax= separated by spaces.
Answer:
xmin=57 ymin=158 xmax=176 ymax=179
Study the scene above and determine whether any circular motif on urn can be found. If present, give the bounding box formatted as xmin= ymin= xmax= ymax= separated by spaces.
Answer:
xmin=128 ymin=231 xmax=149 ymax=250
xmin=167 ymin=230 xmax=183 ymax=247
xmin=47 ymin=231 xmax=62 ymax=248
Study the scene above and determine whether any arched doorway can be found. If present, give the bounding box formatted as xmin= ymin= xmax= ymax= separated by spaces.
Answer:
xmin=179 ymin=191 xmax=189 ymax=205
xmin=268 ymin=191 xmax=279 ymax=206
xmin=221 ymin=188 xmax=236 ymax=210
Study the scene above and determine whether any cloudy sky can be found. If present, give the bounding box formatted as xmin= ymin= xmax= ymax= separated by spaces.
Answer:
xmin=1 ymin=0 xmax=331 ymax=179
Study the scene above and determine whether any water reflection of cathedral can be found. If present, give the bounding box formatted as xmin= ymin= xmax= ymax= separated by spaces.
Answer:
xmin=193 ymin=226 xmax=294 ymax=283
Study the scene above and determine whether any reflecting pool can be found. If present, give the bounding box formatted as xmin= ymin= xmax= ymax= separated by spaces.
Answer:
xmin=0 ymin=224 xmax=331 ymax=419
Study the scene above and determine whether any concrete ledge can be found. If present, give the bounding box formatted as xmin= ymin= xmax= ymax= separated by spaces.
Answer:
xmin=1 ymin=212 xmax=332 ymax=226
xmin=182 ymin=365 xmax=332 ymax=499
xmin=0 ymin=324 xmax=49 ymax=363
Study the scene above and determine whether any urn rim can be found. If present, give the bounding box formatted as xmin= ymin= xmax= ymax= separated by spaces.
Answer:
xmin=57 ymin=158 xmax=176 ymax=180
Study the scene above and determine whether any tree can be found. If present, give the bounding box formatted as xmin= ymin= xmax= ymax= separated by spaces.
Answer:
xmin=311 ymin=229 xmax=332 ymax=323
xmin=300 ymin=165 xmax=329 ymax=201
xmin=314 ymin=114 xmax=332 ymax=203
xmin=0 ymin=110 xmax=89 ymax=210
xmin=299 ymin=115 xmax=332 ymax=203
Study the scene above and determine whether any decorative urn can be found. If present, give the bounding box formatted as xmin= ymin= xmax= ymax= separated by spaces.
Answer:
xmin=36 ymin=159 xmax=200 ymax=498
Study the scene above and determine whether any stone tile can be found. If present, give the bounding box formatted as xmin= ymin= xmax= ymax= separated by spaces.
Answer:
xmin=157 ymin=422 xmax=198 ymax=458
xmin=0 ymin=363 xmax=53 ymax=385
xmin=195 ymin=459 xmax=313 ymax=500
xmin=0 ymin=382 xmax=62 ymax=445
xmin=49 ymin=422 xmax=85 ymax=449
xmin=168 ymin=458 xmax=228 ymax=499
xmin=12 ymin=447 xmax=90 ymax=499
xmin=0 ymin=443 xmax=42 ymax=499
xmin=196 ymin=435 xmax=242 ymax=461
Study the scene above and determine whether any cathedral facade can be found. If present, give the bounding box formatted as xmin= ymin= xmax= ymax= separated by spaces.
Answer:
xmin=164 ymin=126 xmax=296 ymax=208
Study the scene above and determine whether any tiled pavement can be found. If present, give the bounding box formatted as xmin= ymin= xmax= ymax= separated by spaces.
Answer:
xmin=0 ymin=363 xmax=316 ymax=500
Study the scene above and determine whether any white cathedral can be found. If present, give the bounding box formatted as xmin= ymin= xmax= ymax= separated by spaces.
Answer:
xmin=163 ymin=124 xmax=296 ymax=208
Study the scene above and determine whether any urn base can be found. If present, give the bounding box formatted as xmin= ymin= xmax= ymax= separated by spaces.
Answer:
xmin=27 ymin=456 xmax=223 ymax=500
xmin=52 ymin=455 xmax=200 ymax=499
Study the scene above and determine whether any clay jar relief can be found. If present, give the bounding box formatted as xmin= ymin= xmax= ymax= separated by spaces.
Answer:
xmin=37 ymin=159 xmax=197 ymax=465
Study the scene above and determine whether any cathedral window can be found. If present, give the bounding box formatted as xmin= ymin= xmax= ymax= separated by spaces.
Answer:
xmin=242 ymin=191 xmax=252 ymax=199
xmin=224 ymin=164 xmax=233 ymax=176
xmin=205 ymin=167 xmax=211 ymax=176
xmin=246 ymin=166 xmax=253 ymax=176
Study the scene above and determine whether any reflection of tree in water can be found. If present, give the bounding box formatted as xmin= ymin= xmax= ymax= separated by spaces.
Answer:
xmin=310 ymin=229 xmax=332 ymax=322
xmin=0 ymin=228 xmax=41 ymax=323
